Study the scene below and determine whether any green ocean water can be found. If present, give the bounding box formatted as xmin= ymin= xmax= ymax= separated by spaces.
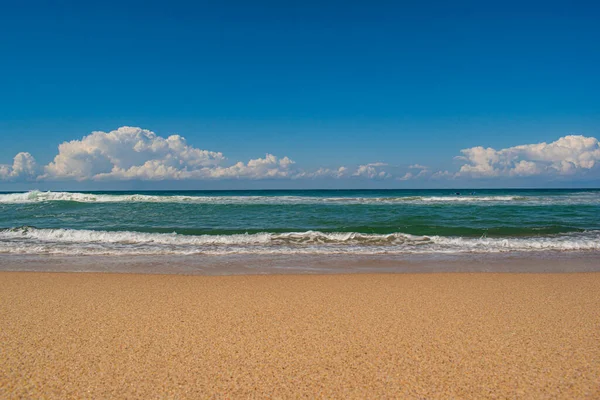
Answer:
xmin=1 ymin=189 xmax=599 ymax=255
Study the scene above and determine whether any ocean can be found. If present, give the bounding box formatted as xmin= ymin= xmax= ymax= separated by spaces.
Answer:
xmin=1 ymin=189 xmax=599 ymax=260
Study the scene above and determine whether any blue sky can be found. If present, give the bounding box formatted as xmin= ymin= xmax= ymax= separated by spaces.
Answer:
xmin=1 ymin=0 xmax=599 ymax=189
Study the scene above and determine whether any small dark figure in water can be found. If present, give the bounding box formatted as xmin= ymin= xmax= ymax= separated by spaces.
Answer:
xmin=455 ymin=192 xmax=461 ymax=195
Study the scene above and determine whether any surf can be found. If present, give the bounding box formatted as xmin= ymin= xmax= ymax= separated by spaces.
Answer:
xmin=0 ymin=190 xmax=595 ymax=205
xmin=1 ymin=227 xmax=599 ymax=256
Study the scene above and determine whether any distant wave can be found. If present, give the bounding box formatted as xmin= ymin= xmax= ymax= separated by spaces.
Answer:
xmin=1 ymin=227 xmax=599 ymax=255
xmin=0 ymin=190 xmax=595 ymax=205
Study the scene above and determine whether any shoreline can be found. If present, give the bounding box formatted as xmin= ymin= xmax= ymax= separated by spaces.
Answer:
xmin=2 ymin=271 xmax=599 ymax=398
xmin=1 ymin=252 xmax=600 ymax=275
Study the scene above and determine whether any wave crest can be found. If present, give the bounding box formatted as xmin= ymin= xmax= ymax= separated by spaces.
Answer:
xmin=1 ymin=227 xmax=599 ymax=255
xmin=0 ymin=190 xmax=586 ymax=205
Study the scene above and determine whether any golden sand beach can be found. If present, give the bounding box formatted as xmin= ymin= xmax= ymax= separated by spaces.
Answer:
xmin=1 ymin=272 xmax=599 ymax=398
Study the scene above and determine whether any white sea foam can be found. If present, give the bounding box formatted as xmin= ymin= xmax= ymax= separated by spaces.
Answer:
xmin=1 ymin=227 xmax=599 ymax=256
xmin=0 ymin=190 xmax=596 ymax=205
xmin=0 ymin=227 xmax=427 ymax=246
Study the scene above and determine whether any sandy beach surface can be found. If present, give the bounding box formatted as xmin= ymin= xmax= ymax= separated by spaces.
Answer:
xmin=1 ymin=272 xmax=599 ymax=399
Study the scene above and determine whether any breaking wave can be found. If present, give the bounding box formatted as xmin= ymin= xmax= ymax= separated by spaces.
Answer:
xmin=0 ymin=190 xmax=595 ymax=205
xmin=1 ymin=227 xmax=599 ymax=256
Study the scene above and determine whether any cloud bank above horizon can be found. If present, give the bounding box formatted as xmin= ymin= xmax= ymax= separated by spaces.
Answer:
xmin=1 ymin=127 xmax=599 ymax=184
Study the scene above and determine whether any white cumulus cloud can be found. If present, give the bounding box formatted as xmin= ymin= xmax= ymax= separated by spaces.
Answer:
xmin=43 ymin=126 xmax=226 ymax=181
xmin=0 ymin=152 xmax=38 ymax=181
xmin=456 ymin=135 xmax=600 ymax=178
xmin=7 ymin=126 xmax=384 ymax=182
xmin=397 ymin=172 xmax=414 ymax=181
xmin=408 ymin=164 xmax=428 ymax=170
xmin=200 ymin=154 xmax=296 ymax=179
xmin=3 ymin=128 xmax=597 ymax=184
xmin=295 ymin=166 xmax=349 ymax=179
xmin=352 ymin=163 xmax=391 ymax=179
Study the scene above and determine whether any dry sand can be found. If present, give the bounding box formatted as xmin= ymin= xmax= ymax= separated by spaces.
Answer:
xmin=1 ymin=272 xmax=599 ymax=399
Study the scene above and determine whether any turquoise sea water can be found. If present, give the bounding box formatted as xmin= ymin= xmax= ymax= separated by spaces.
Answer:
xmin=1 ymin=189 xmax=599 ymax=256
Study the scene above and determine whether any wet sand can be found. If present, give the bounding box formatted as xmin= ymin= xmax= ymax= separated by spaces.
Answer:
xmin=1 ymin=271 xmax=599 ymax=398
